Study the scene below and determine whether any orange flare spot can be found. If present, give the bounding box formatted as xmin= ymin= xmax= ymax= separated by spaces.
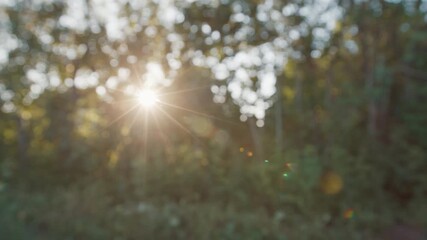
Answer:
xmin=320 ymin=171 xmax=343 ymax=195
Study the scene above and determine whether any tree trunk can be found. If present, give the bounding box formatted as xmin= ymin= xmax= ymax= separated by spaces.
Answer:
xmin=275 ymin=77 xmax=284 ymax=156
xmin=295 ymin=75 xmax=303 ymax=113
xmin=325 ymin=58 xmax=336 ymax=109
xmin=248 ymin=117 xmax=263 ymax=159
xmin=360 ymin=21 xmax=378 ymax=137
xmin=16 ymin=115 xmax=28 ymax=172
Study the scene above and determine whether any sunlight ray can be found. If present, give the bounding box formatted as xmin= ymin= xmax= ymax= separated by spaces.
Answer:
xmin=157 ymin=100 xmax=239 ymax=125
xmin=108 ymin=103 xmax=140 ymax=127
xmin=151 ymin=111 xmax=166 ymax=141
xmin=104 ymin=85 xmax=132 ymax=95
xmin=143 ymin=108 xmax=149 ymax=162
xmin=107 ymin=97 xmax=139 ymax=106
xmin=155 ymin=106 xmax=200 ymax=141
xmin=158 ymin=85 xmax=212 ymax=97
xmin=150 ymin=110 xmax=172 ymax=151
xmin=128 ymin=104 xmax=142 ymax=130
xmin=131 ymin=64 xmax=145 ymax=90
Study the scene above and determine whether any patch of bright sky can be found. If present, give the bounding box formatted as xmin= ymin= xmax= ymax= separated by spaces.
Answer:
xmin=0 ymin=0 xmax=13 ymax=6
xmin=60 ymin=0 xmax=184 ymax=40
xmin=59 ymin=0 xmax=129 ymax=40
xmin=0 ymin=8 xmax=19 ymax=66
xmin=204 ymin=0 xmax=344 ymax=121
xmin=209 ymin=42 xmax=283 ymax=120
xmin=156 ymin=0 xmax=185 ymax=29
xmin=300 ymin=0 xmax=343 ymax=31
xmin=59 ymin=0 xmax=88 ymax=33
xmin=74 ymin=69 xmax=100 ymax=89
xmin=143 ymin=62 xmax=172 ymax=87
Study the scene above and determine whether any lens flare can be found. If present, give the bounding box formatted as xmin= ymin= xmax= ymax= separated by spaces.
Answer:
xmin=344 ymin=208 xmax=354 ymax=219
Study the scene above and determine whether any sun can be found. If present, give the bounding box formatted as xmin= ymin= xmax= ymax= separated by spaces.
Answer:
xmin=137 ymin=89 xmax=159 ymax=108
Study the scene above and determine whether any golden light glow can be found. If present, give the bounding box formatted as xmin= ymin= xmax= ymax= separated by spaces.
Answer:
xmin=137 ymin=89 xmax=159 ymax=108
xmin=320 ymin=171 xmax=343 ymax=195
